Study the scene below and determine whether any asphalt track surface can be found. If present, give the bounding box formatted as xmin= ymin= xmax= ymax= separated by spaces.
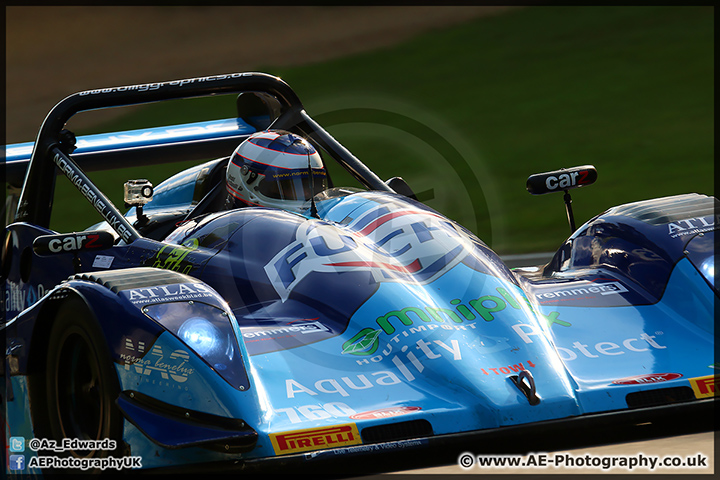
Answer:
xmin=222 ymin=402 xmax=713 ymax=476
xmin=393 ymin=425 xmax=714 ymax=476
xmin=6 ymin=6 xmax=716 ymax=477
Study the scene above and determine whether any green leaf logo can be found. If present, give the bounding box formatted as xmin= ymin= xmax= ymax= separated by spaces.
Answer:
xmin=342 ymin=328 xmax=381 ymax=356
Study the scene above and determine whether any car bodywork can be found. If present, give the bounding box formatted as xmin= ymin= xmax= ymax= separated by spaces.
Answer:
xmin=2 ymin=72 xmax=716 ymax=474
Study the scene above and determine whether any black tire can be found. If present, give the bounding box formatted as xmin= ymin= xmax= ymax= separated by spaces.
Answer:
xmin=45 ymin=298 xmax=124 ymax=463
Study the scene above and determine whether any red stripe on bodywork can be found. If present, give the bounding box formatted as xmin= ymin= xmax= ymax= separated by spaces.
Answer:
xmin=324 ymin=259 xmax=422 ymax=273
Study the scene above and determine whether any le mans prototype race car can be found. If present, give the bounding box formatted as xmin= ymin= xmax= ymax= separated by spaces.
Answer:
xmin=2 ymin=72 xmax=716 ymax=475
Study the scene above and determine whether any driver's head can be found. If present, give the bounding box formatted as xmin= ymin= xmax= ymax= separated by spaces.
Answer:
xmin=225 ymin=130 xmax=328 ymax=212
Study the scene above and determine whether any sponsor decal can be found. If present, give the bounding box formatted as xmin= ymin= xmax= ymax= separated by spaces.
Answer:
xmin=513 ymin=324 xmax=667 ymax=361
xmin=5 ymin=281 xmax=47 ymax=312
xmin=343 ymin=328 xmax=383 ymax=356
xmin=689 ymin=375 xmax=718 ymax=399
xmin=544 ymin=169 xmax=593 ymax=191
xmin=344 ymin=326 xmax=509 ymax=362
xmin=53 ymin=153 xmax=133 ymax=243
xmin=121 ymin=337 xmax=194 ymax=386
xmin=92 ymin=255 xmax=114 ymax=268
xmin=369 ymin=287 xmax=565 ymax=337
xmin=667 ymin=215 xmax=716 ymax=238
xmin=33 ymin=232 xmax=114 ymax=255
xmin=479 ymin=361 xmax=535 ymax=376
xmin=78 ymin=73 xmax=251 ymax=96
xmin=342 ymin=288 xmax=565 ymax=361
xmin=304 ymin=438 xmax=428 ymax=459
xmin=535 ymin=281 xmax=628 ymax=303
xmin=240 ymin=319 xmax=336 ymax=355
xmin=285 ymin=355 xmax=537 ymax=399
xmin=270 ymin=424 xmax=362 ymax=455
xmin=146 ymin=239 xmax=199 ymax=274
xmin=334 ymin=286 xmax=560 ymax=386
xmin=265 ymin=204 xmax=472 ymax=301
xmin=286 ymin=372 xmax=403 ymax=399
xmin=345 ymin=330 xmax=468 ymax=383
xmin=123 ymin=282 xmax=215 ymax=305
xmin=242 ymin=320 xmax=329 ymax=340
xmin=276 ymin=403 xmax=357 ymax=424
xmin=350 ymin=406 xmax=421 ymax=420
xmin=611 ymin=373 xmax=682 ymax=385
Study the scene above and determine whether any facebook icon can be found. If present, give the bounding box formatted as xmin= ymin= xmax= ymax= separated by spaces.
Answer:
xmin=9 ymin=455 xmax=25 ymax=471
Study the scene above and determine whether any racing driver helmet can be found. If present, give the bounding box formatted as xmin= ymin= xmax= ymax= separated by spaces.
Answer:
xmin=225 ymin=130 xmax=328 ymax=212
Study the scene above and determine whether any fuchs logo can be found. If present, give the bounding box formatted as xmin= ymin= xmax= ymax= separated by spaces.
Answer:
xmin=265 ymin=205 xmax=470 ymax=301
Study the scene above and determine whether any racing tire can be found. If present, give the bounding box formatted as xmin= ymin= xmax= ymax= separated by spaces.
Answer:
xmin=45 ymin=298 xmax=124 ymax=466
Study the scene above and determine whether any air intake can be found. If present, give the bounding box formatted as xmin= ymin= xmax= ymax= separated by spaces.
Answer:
xmin=608 ymin=193 xmax=717 ymax=226
xmin=361 ymin=419 xmax=433 ymax=444
xmin=625 ymin=386 xmax=695 ymax=409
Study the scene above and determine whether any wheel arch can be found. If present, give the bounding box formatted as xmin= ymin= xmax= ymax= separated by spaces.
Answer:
xmin=24 ymin=267 xmax=228 ymax=442
xmin=26 ymin=288 xmax=99 ymax=439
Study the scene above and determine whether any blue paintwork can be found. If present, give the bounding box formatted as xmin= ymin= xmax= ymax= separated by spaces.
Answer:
xmin=4 ymin=119 xmax=255 ymax=164
xmin=2 ymin=127 xmax=716 ymax=473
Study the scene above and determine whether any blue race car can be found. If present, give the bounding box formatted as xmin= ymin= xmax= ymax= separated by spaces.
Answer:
xmin=2 ymin=72 xmax=716 ymax=475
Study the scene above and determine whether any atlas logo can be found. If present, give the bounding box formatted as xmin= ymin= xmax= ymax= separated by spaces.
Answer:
xmin=124 ymin=282 xmax=215 ymax=305
xmin=667 ymin=215 xmax=716 ymax=238
xmin=265 ymin=204 xmax=470 ymax=301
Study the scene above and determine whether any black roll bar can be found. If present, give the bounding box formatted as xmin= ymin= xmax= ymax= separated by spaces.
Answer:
xmin=14 ymin=72 xmax=394 ymax=235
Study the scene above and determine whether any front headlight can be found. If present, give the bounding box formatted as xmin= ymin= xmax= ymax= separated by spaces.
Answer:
xmin=143 ymin=301 xmax=249 ymax=390
xmin=178 ymin=317 xmax=227 ymax=358
xmin=699 ymin=256 xmax=714 ymax=287
xmin=683 ymin=231 xmax=717 ymax=293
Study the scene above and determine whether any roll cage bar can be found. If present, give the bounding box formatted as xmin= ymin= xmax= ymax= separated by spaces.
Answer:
xmin=13 ymin=72 xmax=394 ymax=242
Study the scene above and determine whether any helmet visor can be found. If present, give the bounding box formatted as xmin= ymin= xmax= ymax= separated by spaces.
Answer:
xmin=257 ymin=169 xmax=329 ymax=201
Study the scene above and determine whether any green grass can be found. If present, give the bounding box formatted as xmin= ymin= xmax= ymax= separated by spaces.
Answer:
xmin=49 ymin=6 xmax=713 ymax=254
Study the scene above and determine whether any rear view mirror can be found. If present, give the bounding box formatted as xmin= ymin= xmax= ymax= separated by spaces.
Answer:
xmin=526 ymin=165 xmax=598 ymax=233
xmin=526 ymin=165 xmax=597 ymax=195
xmin=385 ymin=177 xmax=418 ymax=200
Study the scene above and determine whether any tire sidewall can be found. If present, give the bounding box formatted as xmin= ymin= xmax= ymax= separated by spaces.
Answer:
xmin=44 ymin=299 xmax=124 ymax=460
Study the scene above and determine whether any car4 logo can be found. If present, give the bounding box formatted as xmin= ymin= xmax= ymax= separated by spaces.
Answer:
xmin=270 ymin=423 xmax=362 ymax=455
xmin=265 ymin=204 xmax=470 ymax=301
